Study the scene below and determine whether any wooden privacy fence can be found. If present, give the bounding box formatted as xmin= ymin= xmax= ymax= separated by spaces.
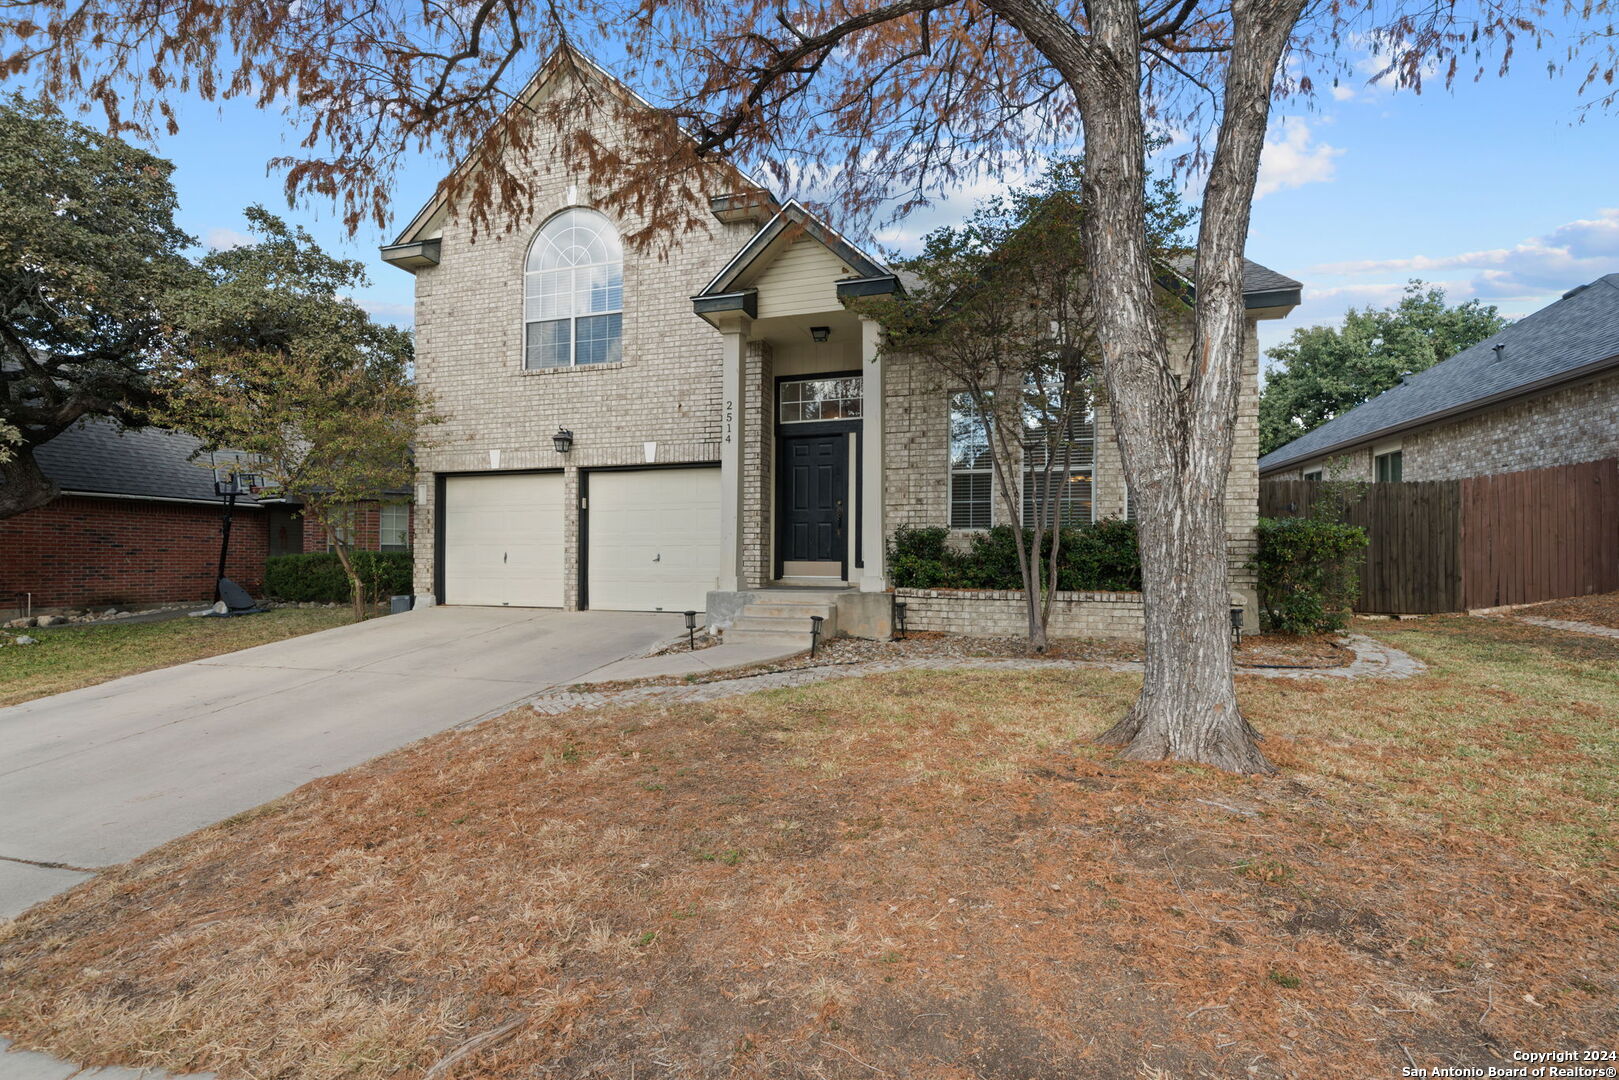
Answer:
xmin=1259 ymin=458 xmax=1619 ymax=613
xmin=1458 ymin=459 xmax=1619 ymax=609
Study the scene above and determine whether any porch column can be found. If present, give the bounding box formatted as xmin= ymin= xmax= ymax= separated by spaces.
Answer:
xmin=858 ymin=316 xmax=886 ymax=592
xmin=718 ymin=320 xmax=751 ymax=592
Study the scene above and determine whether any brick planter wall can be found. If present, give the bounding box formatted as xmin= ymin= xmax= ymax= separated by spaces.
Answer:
xmin=894 ymin=587 xmax=1145 ymax=639
xmin=0 ymin=495 xmax=268 ymax=613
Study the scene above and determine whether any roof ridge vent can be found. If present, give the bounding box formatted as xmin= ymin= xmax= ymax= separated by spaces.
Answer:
xmin=1562 ymin=282 xmax=1592 ymax=300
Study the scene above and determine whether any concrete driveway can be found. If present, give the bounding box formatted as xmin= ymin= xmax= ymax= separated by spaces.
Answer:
xmin=0 ymin=606 xmax=684 ymax=919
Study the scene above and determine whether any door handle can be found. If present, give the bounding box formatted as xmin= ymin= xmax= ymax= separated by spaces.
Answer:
xmin=836 ymin=499 xmax=844 ymax=532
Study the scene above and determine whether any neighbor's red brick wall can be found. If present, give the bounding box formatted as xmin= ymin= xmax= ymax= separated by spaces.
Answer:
xmin=301 ymin=503 xmax=414 ymax=553
xmin=0 ymin=495 xmax=269 ymax=613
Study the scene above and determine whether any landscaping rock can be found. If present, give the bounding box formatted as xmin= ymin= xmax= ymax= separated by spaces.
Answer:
xmin=14 ymin=635 xmax=37 ymax=645
xmin=4 ymin=617 xmax=35 ymax=629
xmin=36 ymin=615 xmax=65 ymax=627
xmin=104 ymin=607 xmax=118 ymax=616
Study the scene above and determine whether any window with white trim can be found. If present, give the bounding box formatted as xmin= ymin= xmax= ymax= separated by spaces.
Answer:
xmin=1302 ymin=467 xmax=1323 ymax=481
xmin=379 ymin=503 xmax=410 ymax=552
xmin=523 ymin=208 xmax=623 ymax=369
xmin=1374 ymin=450 xmax=1403 ymax=482
xmin=779 ymin=376 xmax=863 ymax=423
xmin=949 ymin=392 xmax=993 ymax=529
xmin=1022 ymin=408 xmax=1096 ymax=529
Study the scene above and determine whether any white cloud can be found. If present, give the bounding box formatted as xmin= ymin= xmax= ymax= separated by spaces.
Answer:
xmin=1310 ymin=208 xmax=1619 ymax=298
xmin=351 ymin=297 xmax=415 ymax=326
xmin=204 ymin=227 xmax=254 ymax=251
xmin=1254 ymin=117 xmax=1343 ymax=199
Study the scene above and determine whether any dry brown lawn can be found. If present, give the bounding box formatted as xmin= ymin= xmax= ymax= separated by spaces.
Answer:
xmin=1 ymin=616 xmax=1616 ymax=1079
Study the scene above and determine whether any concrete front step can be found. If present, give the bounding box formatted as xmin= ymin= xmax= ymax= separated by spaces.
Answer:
xmin=721 ymin=628 xmax=814 ymax=649
xmin=743 ymin=601 xmax=838 ymax=620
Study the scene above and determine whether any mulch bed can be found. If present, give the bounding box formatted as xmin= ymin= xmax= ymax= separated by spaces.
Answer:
xmin=1517 ymin=589 xmax=1619 ymax=630
xmin=589 ymin=630 xmax=1351 ymax=692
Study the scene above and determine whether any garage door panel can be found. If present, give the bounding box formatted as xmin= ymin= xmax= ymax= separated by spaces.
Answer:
xmin=444 ymin=473 xmax=564 ymax=607
xmin=588 ymin=468 xmax=721 ymax=612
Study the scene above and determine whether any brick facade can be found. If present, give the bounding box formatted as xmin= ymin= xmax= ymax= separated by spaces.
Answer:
xmin=0 ymin=495 xmax=268 ymax=613
xmin=300 ymin=502 xmax=416 ymax=554
xmin=896 ymin=587 xmax=1145 ymax=639
xmin=882 ymin=319 xmax=1263 ymax=620
xmin=1266 ymin=369 xmax=1619 ymax=483
xmin=405 ymin=77 xmax=758 ymax=603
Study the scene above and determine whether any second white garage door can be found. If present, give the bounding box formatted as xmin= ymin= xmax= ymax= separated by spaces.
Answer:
xmin=587 ymin=467 xmax=721 ymax=612
xmin=443 ymin=472 xmax=565 ymax=607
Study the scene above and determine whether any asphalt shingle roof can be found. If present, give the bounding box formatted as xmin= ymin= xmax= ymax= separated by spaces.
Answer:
xmin=34 ymin=419 xmax=261 ymax=505
xmin=1258 ymin=273 xmax=1619 ymax=473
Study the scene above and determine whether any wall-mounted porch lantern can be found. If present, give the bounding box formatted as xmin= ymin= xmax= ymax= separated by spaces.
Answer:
xmin=552 ymin=427 xmax=574 ymax=454
xmin=809 ymin=326 xmax=831 ymax=343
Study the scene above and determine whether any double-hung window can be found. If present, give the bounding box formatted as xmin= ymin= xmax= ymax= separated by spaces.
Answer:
xmin=949 ymin=392 xmax=993 ymax=529
xmin=1022 ymin=408 xmax=1096 ymax=529
xmin=524 ymin=208 xmax=623 ymax=369
xmin=379 ymin=504 xmax=410 ymax=552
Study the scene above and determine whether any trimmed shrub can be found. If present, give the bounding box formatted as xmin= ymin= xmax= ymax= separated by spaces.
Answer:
xmin=888 ymin=520 xmax=1141 ymax=592
xmin=887 ymin=526 xmax=976 ymax=589
xmin=1250 ymin=517 xmax=1368 ymax=635
xmin=1057 ymin=517 xmax=1142 ymax=592
xmin=264 ymin=551 xmax=413 ymax=604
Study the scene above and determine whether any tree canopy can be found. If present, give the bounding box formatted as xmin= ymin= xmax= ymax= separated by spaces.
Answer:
xmin=161 ymin=207 xmax=436 ymax=619
xmin=0 ymin=94 xmax=196 ymax=517
xmin=1259 ymin=282 xmax=1508 ymax=456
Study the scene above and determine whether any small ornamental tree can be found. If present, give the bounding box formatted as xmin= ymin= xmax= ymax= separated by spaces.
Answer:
xmin=162 ymin=208 xmax=439 ymax=620
xmin=861 ymin=160 xmax=1189 ymax=652
xmin=0 ymin=94 xmax=196 ymax=518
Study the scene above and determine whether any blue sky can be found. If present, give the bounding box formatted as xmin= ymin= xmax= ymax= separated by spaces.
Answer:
xmin=58 ymin=34 xmax=1619 ymax=365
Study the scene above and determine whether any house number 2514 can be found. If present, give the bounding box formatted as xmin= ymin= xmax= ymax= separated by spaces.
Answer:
xmin=724 ymin=399 xmax=734 ymax=443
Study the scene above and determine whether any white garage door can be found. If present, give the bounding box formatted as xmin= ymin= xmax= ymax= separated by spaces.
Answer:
xmin=588 ymin=467 xmax=721 ymax=612
xmin=443 ymin=472 xmax=564 ymax=607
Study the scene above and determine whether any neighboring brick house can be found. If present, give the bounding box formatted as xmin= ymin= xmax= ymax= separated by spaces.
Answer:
xmin=0 ymin=419 xmax=285 ymax=613
xmin=0 ymin=419 xmax=416 ymax=615
xmin=383 ymin=47 xmax=1300 ymax=638
xmin=1259 ymin=274 xmax=1619 ymax=483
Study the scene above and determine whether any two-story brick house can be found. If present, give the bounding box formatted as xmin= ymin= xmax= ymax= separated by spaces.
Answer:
xmin=383 ymin=47 xmax=1300 ymax=640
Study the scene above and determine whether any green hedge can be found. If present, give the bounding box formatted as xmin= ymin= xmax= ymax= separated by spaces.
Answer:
xmin=888 ymin=520 xmax=1142 ymax=593
xmin=264 ymin=551 xmax=413 ymax=604
xmin=1250 ymin=517 xmax=1368 ymax=635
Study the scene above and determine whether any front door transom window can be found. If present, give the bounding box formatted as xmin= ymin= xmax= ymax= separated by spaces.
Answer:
xmin=779 ymin=376 xmax=862 ymax=423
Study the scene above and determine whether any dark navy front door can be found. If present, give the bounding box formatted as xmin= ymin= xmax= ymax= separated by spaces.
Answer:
xmin=779 ymin=433 xmax=848 ymax=564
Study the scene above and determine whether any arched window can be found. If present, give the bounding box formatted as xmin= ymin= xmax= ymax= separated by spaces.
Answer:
xmin=524 ymin=208 xmax=623 ymax=369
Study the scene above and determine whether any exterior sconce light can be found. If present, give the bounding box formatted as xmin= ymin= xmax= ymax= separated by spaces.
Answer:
xmin=1230 ymin=606 xmax=1245 ymax=645
xmin=893 ymin=600 xmax=908 ymax=640
xmin=684 ymin=610 xmax=698 ymax=650
xmin=809 ymin=326 xmax=831 ymax=343
xmin=552 ymin=427 xmax=574 ymax=454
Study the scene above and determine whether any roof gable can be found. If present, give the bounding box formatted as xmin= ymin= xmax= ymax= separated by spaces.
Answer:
xmin=1259 ymin=273 xmax=1619 ymax=472
xmin=388 ymin=45 xmax=773 ymax=253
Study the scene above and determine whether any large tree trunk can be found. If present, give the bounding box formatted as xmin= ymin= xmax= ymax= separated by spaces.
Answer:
xmin=987 ymin=0 xmax=1302 ymax=772
xmin=0 ymin=446 xmax=59 ymax=519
